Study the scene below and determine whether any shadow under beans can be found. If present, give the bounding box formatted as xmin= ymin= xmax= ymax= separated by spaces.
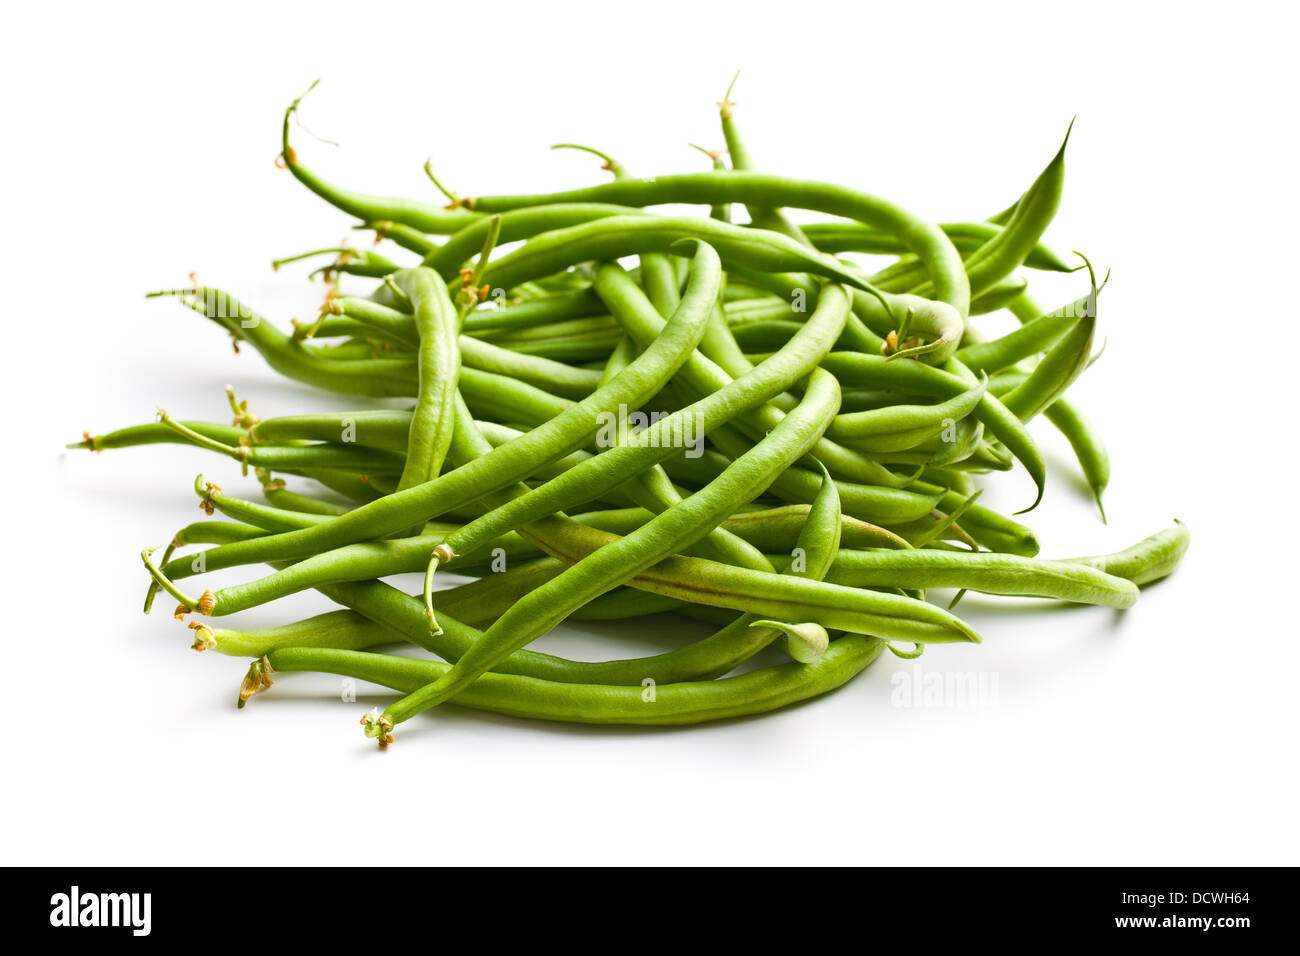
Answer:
xmin=1043 ymin=449 xmax=1099 ymax=503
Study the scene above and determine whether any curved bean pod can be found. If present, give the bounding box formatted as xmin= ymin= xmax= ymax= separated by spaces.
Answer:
xmin=717 ymin=76 xmax=809 ymax=245
xmin=801 ymin=221 xmax=1075 ymax=272
xmin=271 ymin=636 xmax=885 ymax=730
xmin=69 ymin=421 xmax=246 ymax=453
xmin=954 ymin=297 xmax=1083 ymax=374
xmin=822 ymin=549 xmax=1139 ymax=608
xmin=478 ymin=214 xmax=890 ymax=304
xmin=422 ymin=203 xmax=643 ymax=278
xmin=912 ymin=123 xmax=1071 ymax=299
xmin=467 ymin=171 xmax=970 ymax=316
xmin=1061 ymin=522 xmax=1189 ymax=586
xmin=999 ymin=291 xmax=1097 ymax=422
xmin=1044 ymin=397 xmax=1110 ymax=521
xmin=280 ymin=82 xmax=480 ymax=235
xmin=205 ymin=608 xmax=401 ymax=658
xmin=826 ymin=375 xmax=988 ymax=450
xmin=391 ymin=269 xmax=459 ymax=499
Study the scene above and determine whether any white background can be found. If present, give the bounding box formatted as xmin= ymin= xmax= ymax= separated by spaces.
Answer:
xmin=3 ymin=1 xmax=1296 ymax=866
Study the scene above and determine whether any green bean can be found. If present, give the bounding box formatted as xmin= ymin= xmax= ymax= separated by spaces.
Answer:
xmin=527 ymin=522 xmax=981 ymax=643
xmin=449 ymin=321 xmax=604 ymax=398
xmin=308 ymin=339 xmax=400 ymax=361
xmin=191 ymin=475 xmax=329 ymax=532
xmin=483 ymin=328 xmax=625 ymax=364
xmin=69 ymin=418 xmax=249 ymax=454
xmin=598 ymin=333 xmax=636 ymax=385
xmin=801 ymin=221 xmax=1075 ymax=272
xmin=767 ymin=461 xmax=842 ymax=661
xmin=832 ymin=388 xmax=926 ymax=413
xmin=990 ymin=286 xmax=1112 ymax=517
xmin=706 ymin=424 xmax=943 ymax=524
xmin=156 ymin=412 xmax=407 ymax=475
xmin=822 ymin=549 xmax=1138 ymax=608
xmin=458 ymin=365 xmax=571 ymax=425
xmin=204 ymin=608 xmax=402 ymax=658
xmin=724 ymin=297 xmax=800 ymax=325
xmin=1044 ymin=397 xmax=1110 ymax=521
xmin=891 ymin=510 xmax=979 ymax=551
xmin=178 ymin=526 xmax=548 ymax=616
xmin=481 ymin=416 xmax=772 ymax=572
xmin=251 ymin=410 xmax=412 ymax=452
xmin=970 ymin=275 xmax=1029 ymax=315
xmin=825 ymin=376 xmax=987 ymax=450
xmin=911 ymin=122 xmax=1071 ymax=299
xmin=934 ymin=488 xmax=1039 ymax=556
xmin=391 ymin=269 xmax=459 ymax=507
xmin=317 ymin=573 xmax=706 ymax=683
xmin=467 ymin=170 xmax=971 ymax=317
xmin=461 ymin=287 xmax=605 ymax=334
xmin=954 ymin=294 xmax=1085 ymax=374
xmin=909 ymin=487 xmax=985 ymax=547
xmin=172 ymin=520 xmax=268 ymax=547
xmin=728 ymin=319 xmax=802 ymax=352
xmin=268 ymin=636 xmax=887 ymax=733
xmin=478 ymin=214 xmax=890 ymax=305
xmin=1061 ymin=522 xmax=1189 ymax=586
xmin=271 ymin=246 xmax=398 ymax=278
xmin=818 ymin=351 xmax=1045 ymax=510
xmin=639 ymin=252 xmax=683 ymax=317
xmin=327 ymin=296 xmax=418 ymax=345
xmin=717 ymin=73 xmax=809 ymax=245
xmin=987 ymin=196 xmax=1019 ymax=225
xmin=721 ymin=504 xmax=911 ymax=551
xmin=999 ymin=276 xmax=1097 ymax=422
xmin=141 ymin=517 xmax=269 ymax=614
xmin=260 ymin=480 xmax=350 ymax=516
xmin=300 ymin=470 xmax=388 ymax=504
xmin=872 ymin=291 xmax=967 ymax=364
xmin=300 ymin=316 xmax=411 ymax=351
xmin=724 ymin=278 xmax=778 ymax=301
xmin=150 ymin=287 xmax=420 ymax=397
xmin=687 ymin=143 xmax=732 ymax=222
xmin=551 ymin=143 xmax=625 ymax=180
xmin=427 ymin=560 xmax=567 ymax=625
xmin=422 ymin=203 xmax=642 ymax=278
xmin=856 ymin=412 xmax=987 ymax=469
xmin=569 ymin=589 xmax=685 ymax=621
xmin=358 ymin=220 xmax=438 ymax=256
xmin=481 ymin=314 xmax=620 ymax=344
xmin=572 ymin=503 xmax=911 ymax=555
xmin=280 ymin=82 xmax=480 ymax=235
xmin=917 ymin=467 xmax=976 ymax=497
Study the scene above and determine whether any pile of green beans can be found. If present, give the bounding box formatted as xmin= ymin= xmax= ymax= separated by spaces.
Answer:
xmin=71 ymin=78 xmax=1188 ymax=745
